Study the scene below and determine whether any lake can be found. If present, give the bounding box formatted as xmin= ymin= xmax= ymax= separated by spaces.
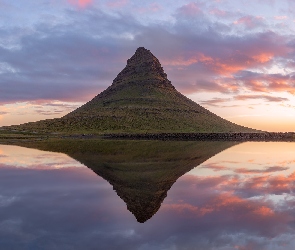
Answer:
xmin=0 ymin=140 xmax=294 ymax=250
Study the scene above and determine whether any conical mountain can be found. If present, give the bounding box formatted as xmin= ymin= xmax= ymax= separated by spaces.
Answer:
xmin=63 ymin=47 xmax=253 ymax=133
xmin=3 ymin=47 xmax=255 ymax=133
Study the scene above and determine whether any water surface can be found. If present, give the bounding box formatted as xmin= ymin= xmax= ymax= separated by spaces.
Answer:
xmin=0 ymin=141 xmax=295 ymax=249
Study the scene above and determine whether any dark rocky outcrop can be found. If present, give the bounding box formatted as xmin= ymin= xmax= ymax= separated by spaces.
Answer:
xmin=111 ymin=47 xmax=174 ymax=90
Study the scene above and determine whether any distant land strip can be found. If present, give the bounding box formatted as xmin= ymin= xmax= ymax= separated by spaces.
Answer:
xmin=101 ymin=132 xmax=295 ymax=141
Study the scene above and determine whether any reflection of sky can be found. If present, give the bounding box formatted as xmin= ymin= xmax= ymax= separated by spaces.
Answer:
xmin=190 ymin=142 xmax=295 ymax=177
xmin=1 ymin=143 xmax=295 ymax=249
xmin=158 ymin=142 xmax=295 ymax=249
xmin=0 ymin=145 xmax=85 ymax=169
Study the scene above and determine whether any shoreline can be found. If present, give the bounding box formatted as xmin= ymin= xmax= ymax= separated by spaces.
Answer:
xmin=102 ymin=132 xmax=295 ymax=141
xmin=0 ymin=132 xmax=294 ymax=143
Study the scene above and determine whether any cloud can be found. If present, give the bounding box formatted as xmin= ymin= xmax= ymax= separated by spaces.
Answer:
xmin=0 ymin=2 xmax=294 ymax=107
xmin=234 ymin=15 xmax=265 ymax=29
xmin=234 ymin=166 xmax=289 ymax=174
xmin=163 ymin=193 xmax=275 ymax=218
xmin=176 ymin=2 xmax=203 ymax=17
xmin=28 ymin=101 xmax=81 ymax=116
xmin=106 ymin=0 xmax=129 ymax=8
xmin=200 ymin=98 xmax=232 ymax=106
xmin=0 ymin=9 xmax=140 ymax=104
xmin=135 ymin=3 xmax=162 ymax=14
xmin=274 ymin=16 xmax=288 ymax=20
xmin=154 ymin=170 xmax=295 ymax=249
xmin=67 ymin=0 xmax=93 ymax=8
xmin=210 ymin=8 xmax=237 ymax=18
xmin=235 ymin=94 xmax=289 ymax=102
xmin=0 ymin=163 xmax=128 ymax=249
xmin=198 ymin=93 xmax=288 ymax=108
xmin=234 ymin=71 xmax=295 ymax=94
xmin=200 ymin=162 xmax=229 ymax=171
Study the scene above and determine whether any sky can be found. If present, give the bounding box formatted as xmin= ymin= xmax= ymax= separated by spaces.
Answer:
xmin=0 ymin=0 xmax=294 ymax=132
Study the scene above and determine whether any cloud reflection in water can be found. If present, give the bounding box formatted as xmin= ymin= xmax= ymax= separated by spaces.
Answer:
xmin=0 ymin=142 xmax=295 ymax=249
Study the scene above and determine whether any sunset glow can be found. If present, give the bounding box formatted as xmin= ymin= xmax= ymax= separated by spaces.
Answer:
xmin=0 ymin=0 xmax=294 ymax=131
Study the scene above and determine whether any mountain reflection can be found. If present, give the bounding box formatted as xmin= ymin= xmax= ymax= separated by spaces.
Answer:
xmin=1 ymin=141 xmax=295 ymax=249
xmin=8 ymin=139 xmax=239 ymax=222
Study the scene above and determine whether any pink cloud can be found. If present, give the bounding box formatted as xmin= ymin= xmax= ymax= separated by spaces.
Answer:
xmin=178 ymin=169 xmax=295 ymax=198
xmin=149 ymin=3 xmax=161 ymax=12
xmin=163 ymin=52 xmax=245 ymax=75
xmin=235 ymin=72 xmax=295 ymax=94
xmin=201 ymin=163 xmax=229 ymax=171
xmin=163 ymin=33 xmax=289 ymax=78
xmin=210 ymin=8 xmax=228 ymax=17
xmin=67 ymin=0 xmax=92 ymax=8
xmin=274 ymin=16 xmax=288 ymax=20
xmin=107 ymin=0 xmax=128 ymax=8
xmin=234 ymin=166 xmax=289 ymax=174
xmin=235 ymin=95 xmax=288 ymax=102
xmin=177 ymin=2 xmax=203 ymax=17
xmin=163 ymin=193 xmax=276 ymax=219
xmin=234 ymin=16 xmax=264 ymax=29
xmin=137 ymin=3 xmax=161 ymax=13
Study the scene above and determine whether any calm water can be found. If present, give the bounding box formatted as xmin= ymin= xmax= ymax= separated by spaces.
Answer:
xmin=0 ymin=141 xmax=295 ymax=250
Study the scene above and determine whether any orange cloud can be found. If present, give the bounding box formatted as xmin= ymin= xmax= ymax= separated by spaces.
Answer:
xmin=253 ymin=206 xmax=274 ymax=216
xmin=164 ymin=50 xmax=277 ymax=76
xmin=268 ymin=80 xmax=295 ymax=94
xmin=182 ymin=168 xmax=295 ymax=198
xmin=252 ymin=52 xmax=273 ymax=63
xmin=241 ymin=74 xmax=295 ymax=94
xmin=163 ymin=193 xmax=275 ymax=218
xmin=164 ymin=53 xmax=239 ymax=75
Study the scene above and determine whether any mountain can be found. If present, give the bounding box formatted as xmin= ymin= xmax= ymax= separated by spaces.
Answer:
xmin=10 ymin=138 xmax=240 ymax=223
xmin=3 ymin=47 xmax=255 ymax=134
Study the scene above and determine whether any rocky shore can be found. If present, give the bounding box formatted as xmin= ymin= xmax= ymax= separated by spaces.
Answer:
xmin=104 ymin=132 xmax=295 ymax=141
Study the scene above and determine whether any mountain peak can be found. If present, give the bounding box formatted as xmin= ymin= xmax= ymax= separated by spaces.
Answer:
xmin=129 ymin=47 xmax=156 ymax=63
xmin=112 ymin=47 xmax=174 ymax=89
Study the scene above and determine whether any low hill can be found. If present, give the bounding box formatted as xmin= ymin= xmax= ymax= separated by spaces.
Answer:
xmin=2 ymin=47 xmax=256 ymax=134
